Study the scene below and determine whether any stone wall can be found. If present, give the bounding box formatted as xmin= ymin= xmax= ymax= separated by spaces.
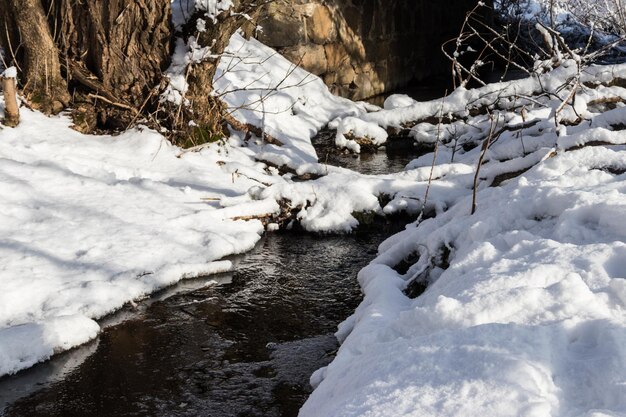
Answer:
xmin=257 ymin=0 xmax=483 ymax=100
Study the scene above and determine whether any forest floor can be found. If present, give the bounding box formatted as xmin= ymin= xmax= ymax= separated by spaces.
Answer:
xmin=1 ymin=32 xmax=626 ymax=416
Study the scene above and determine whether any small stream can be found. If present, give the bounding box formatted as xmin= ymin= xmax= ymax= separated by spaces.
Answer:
xmin=0 ymin=83 xmax=443 ymax=417
xmin=0 ymin=153 xmax=418 ymax=417
xmin=314 ymin=129 xmax=421 ymax=175
xmin=1 ymin=230 xmax=404 ymax=417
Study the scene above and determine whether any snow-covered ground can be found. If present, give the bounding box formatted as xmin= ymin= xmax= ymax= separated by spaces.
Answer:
xmin=302 ymin=144 xmax=626 ymax=417
xmin=2 ymin=21 xmax=626 ymax=417
xmin=299 ymin=62 xmax=626 ymax=416
xmin=0 ymin=109 xmax=271 ymax=376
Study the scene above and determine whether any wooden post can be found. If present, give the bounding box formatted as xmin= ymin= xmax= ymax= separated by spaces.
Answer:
xmin=2 ymin=70 xmax=19 ymax=127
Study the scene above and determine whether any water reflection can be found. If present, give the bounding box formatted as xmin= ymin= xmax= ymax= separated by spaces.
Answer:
xmin=314 ymin=130 xmax=424 ymax=175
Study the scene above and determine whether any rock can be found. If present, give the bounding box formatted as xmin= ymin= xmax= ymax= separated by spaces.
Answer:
xmin=256 ymin=0 xmax=488 ymax=100
xmin=282 ymin=44 xmax=328 ymax=75
xmin=324 ymin=43 xmax=350 ymax=72
xmin=257 ymin=4 xmax=306 ymax=48
xmin=306 ymin=5 xmax=337 ymax=44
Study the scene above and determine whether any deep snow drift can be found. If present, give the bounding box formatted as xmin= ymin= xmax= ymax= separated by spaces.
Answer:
xmin=299 ymin=61 xmax=626 ymax=416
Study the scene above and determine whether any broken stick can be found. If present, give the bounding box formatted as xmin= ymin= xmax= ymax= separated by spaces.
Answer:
xmin=2 ymin=68 xmax=19 ymax=127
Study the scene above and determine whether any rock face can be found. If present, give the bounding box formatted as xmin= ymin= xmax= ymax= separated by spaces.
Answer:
xmin=257 ymin=0 xmax=484 ymax=100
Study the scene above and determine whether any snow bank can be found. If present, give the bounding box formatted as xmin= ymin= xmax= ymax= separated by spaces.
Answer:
xmin=163 ymin=32 xmax=371 ymax=173
xmin=301 ymin=144 xmax=626 ymax=417
xmin=0 ymin=315 xmax=99 ymax=376
xmin=0 ymin=107 xmax=277 ymax=376
xmin=214 ymin=34 xmax=371 ymax=173
xmin=295 ymin=54 xmax=626 ymax=416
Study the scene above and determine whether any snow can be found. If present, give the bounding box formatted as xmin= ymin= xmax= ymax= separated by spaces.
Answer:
xmin=0 ymin=315 xmax=99 ymax=376
xmin=163 ymin=32 xmax=370 ymax=173
xmin=0 ymin=108 xmax=275 ymax=376
xmin=195 ymin=0 xmax=234 ymax=23
xmin=171 ymin=0 xmax=233 ymax=29
xmin=298 ymin=67 xmax=626 ymax=417
xmin=494 ymin=0 xmax=626 ymax=56
xmin=330 ymin=117 xmax=388 ymax=153
xmin=214 ymin=34 xmax=370 ymax=172
xmin=1 ymin=66 xmax=16 ymax=79
xmin=301 ymin=145 xmax=626 ymax=417
xmin=162 ymin=37 xmax=215 ymax=106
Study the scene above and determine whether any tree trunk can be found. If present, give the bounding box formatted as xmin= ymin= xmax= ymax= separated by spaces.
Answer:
xmin=0 ymin=0 xmax=264 ymax=140
xmin=54 ymin=0 xmax=171 ymax=107
xmin=48 ymin=0 xmax=172 ymax=130
xmin=172 ymin=4 xmax=263 ymax=145
xmin=1 ymin=0 xmax=70 ymax=114
xmin=1 ymin=0 xmax=171 ymax=128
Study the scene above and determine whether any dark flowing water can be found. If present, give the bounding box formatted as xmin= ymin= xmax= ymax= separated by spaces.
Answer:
xmin=313 ymin=129 xmax=423 ymax=175
xmin=1 ymin=231 xmax=405 ymax=417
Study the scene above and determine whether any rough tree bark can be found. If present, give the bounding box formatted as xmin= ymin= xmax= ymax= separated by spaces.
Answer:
xmin=48 ymin=0 xmax=172 ymax=130
xmin=1 ymin=0 xmax=171 ymax=128
xmin=0 ymin=0 xmax=266 ymax=142
xmin=1 ymin=0 xmax=70 ymax=114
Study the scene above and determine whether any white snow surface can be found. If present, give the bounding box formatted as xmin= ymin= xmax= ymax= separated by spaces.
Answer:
xmin=1 ymin=66 xmax=17 ymax=79
xmin=215 ymin=34 xmax=370 ymax=173
xmin=299 ymin=65 xmax=626 ymax=416
xmin=0 ymin=109 xmax=276 ymax=376
xmin=301 ymin=145 xmax=626 ymax=417
xmin=330 ymin=117 xmax=388 ymax=153
xmin=164 ymin=33 xmax=369 ymax=174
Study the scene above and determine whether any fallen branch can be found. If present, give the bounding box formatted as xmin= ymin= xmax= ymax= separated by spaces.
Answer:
xmin=87 ymin=93 xmax=139 ymax=115
xmin=222 ymin=111 xmax=284 ymax=146
xmin=68 ymin=60 xmax=121 ymax=104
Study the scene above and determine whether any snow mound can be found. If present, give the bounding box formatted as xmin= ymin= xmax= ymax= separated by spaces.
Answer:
xmin=214 ymin=34 xmax=370 ymax=172
xmin=300 ymin=145 xmax=626 ymax=417
xmin=331 ymin=117 xmax=388 ymax=153
xmin=0 ymin=108 xmax=274 ymax=376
